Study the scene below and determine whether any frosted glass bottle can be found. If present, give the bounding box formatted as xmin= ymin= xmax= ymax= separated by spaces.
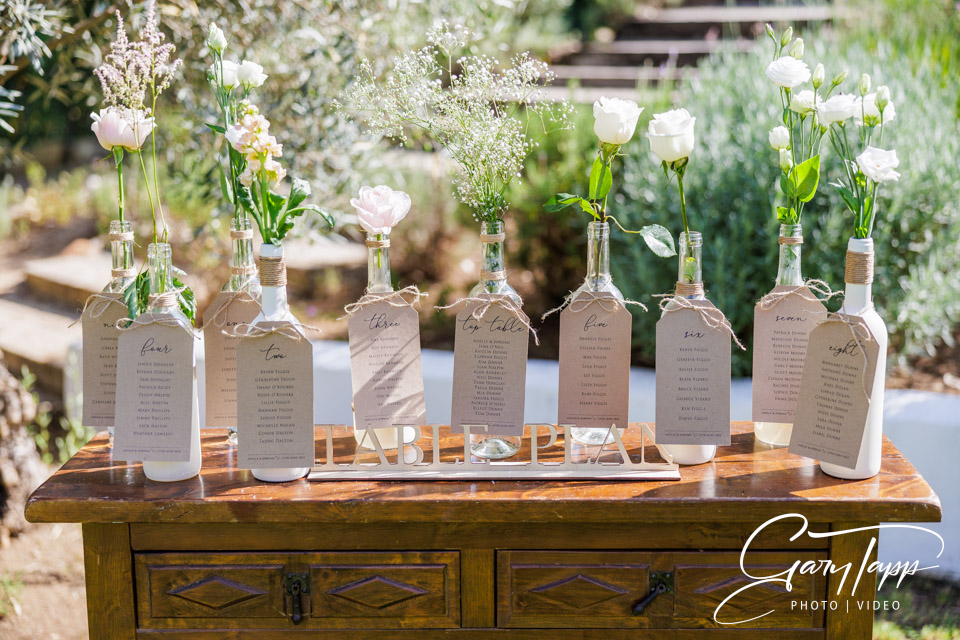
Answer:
xmin=820 ymin=237 xmax=887 ymax=480
xmin=141 ymin=242 xmax=202 ymax=482
xmin=105 ymin=220 xmax=136 ymax=444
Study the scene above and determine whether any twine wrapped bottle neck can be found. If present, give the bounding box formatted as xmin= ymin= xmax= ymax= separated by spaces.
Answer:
xmin=148 ymin=291 xmax=178 ymax=309
xmin=844 ymin=250 xmax=875 ymax=285
xmin=259 ymin=255 xmax=287 ymax=287
xmin=674 ymin=281 xmax=705 ymax=297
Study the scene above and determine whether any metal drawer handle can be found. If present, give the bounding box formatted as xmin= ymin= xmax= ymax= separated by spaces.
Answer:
xmin=632 ymin=571 xmax=673 ymax=616
xmin=284 ymin=572 xmax=310 ymax=624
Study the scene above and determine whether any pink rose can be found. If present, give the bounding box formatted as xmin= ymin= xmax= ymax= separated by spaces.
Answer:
xmin=350 ymin=185 xmax=411 ymax=235
xmin=91 ymin=107 xmax=154 ymax=152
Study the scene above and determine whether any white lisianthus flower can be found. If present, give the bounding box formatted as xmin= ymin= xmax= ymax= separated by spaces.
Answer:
xmin=789 ymin=90 xmax=821 ymax=116
xmin=765 ymin=56 xmax=811 ymax=89
xmin=818 ymin=93 xmax=859 ymax=126
xmin=789 ymin=37 xmax=805 ymax=59
xmin=211 ymin=59 xmax=238 ymax=89
xmin=779 ymin=148 xmax=794 ymax=172
xmin=350 ymin=185 xmax=412 ymax=235
xmin=646 ymin=108 xmax=696 ymax=163
xmin=856 ymin=146 xmax=900 ymax=183
xmin=854 ymin=92 xmax=896 ymax=126
xmin=812 ymin=63 xmax=825 ymax=89
xmin=237 ymin=60 xmax=267 ymax=89
xmin=592 ymin=97 xmax=643 ymax=145
xmin=206 ymin=23 xmax=227 ymax=53
xmin=768 ymin=126 xmax=791 ymax=150
xmin=90 ymin=107 xmax=155 ymax=151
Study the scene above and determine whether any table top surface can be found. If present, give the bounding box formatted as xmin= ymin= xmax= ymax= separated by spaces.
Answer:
xmin=25 ymin=423 xmax=941 ymax=525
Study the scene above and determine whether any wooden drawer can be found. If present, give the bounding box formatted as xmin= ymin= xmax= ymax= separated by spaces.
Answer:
xmin=497 ymin=550 xmax=827 ymax=629
xmin=135 ymin=551 xmax=459 ymax=629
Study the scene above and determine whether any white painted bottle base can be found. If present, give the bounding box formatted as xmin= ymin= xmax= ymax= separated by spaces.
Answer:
xmin=754 ymin=422 xmax=792 ymax=447
xmin=252 ymin=467 xmax=309 ymax=482
xmin=143 ymin=391 xmax=202 ymax=482
xmin=661 ymin=444 xmax=716 ymax=465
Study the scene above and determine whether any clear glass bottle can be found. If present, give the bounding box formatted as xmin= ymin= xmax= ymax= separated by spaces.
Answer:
xmin=468 ymin=220 xmax=523 ymax=460
xmin=221 ymin=218 xmax=261 ymax=445
xmin=820 ymin=236 xmax=887 ymax=480
xmin=571 ymin=221 xmax=624 ymax=446
xmin=105 ymin=221 xmax=136 ymax=444
xmin=755 ymin=223 xmax=803 ymax=447
xmin=249 ymin=242 xmax=310 ymax=482
xmin=141 ymin=243 xmax=203 ymax=482
xmin=660 ymin=231 xmax=717 ymax=465
xmin=353 ymin=231 xmax=418 ymax=451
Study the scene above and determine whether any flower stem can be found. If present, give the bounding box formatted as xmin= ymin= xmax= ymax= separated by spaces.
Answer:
xmin=677 ymin=172 xmax=690 ymax=244
xmin=113 ymin=147 xmax=125 ymax=224
xmin=376 ymin=233 xmax=383 ymax=269
xmin=137 ymin=150 xmax=158 ymax=244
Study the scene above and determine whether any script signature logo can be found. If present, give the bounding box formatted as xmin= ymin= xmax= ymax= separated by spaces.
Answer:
xmin=714 ymin=513 xmax=944 ymax=625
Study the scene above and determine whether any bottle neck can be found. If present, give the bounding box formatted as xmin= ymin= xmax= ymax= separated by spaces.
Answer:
xmin=259 ymin=243 xmax=289 ymax=319
xmin=366 ymin=233 xmax=393 ymax=294
xmin=776 ymin=223 xmax=804 ymax=286
xmin=479 ymin=220 xmax=507 ymax=294
xmin=146 ymin=243 xmax=177 ymax=313
xmin=107 ymin=220 xmax=135 ymax=292
xmin=585 ymin=221 xmax=612 ymax=291
xmin=842 ymin=237 xmax=874 ymax=315
xmin=225 ymin=217 xmax=259 ymax=293
xmin=677 ymin=231 xmax=704 ymax=299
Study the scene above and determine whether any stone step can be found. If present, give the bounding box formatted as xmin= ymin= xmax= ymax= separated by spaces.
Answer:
xmin=551 ymin=64 xmax=687 ymax=88
xmin=574 ymin=38 xmax=754 ymax=67
xmin=624 ymin=4 xmax=833 ymax=39
xmin=0 ymin=296 xmax=79 ymax=395
xmin=282 ymin=237 xmax=367 ymax=300
xmin=24 ymin=251 xmax=119 ymax=311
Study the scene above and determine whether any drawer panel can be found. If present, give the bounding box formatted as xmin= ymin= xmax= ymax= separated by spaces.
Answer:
xmin=136 ymin=551 xmax=459 ymax=629
xmin=497 ymin=550 xmax=827 ymax=629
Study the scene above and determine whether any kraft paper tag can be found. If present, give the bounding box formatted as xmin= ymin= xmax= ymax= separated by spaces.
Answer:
xmin=113 ymin=313 xmax=196 ymax=461
xmin=202 ymin=291 xmax=261 ymax=426
xmin=236 ymin=322 xmax=315 ymax=469
xmin=348 ymin=300 xmax=427 ymax=432
xmin=655 ymin=300 xmax=731 ymax=445
xmin=450 ymin=296 xmax=528 ymax=436
xmin=789 ymin=316 xmax=880 ymax=469
xmin=752 ymin=285 xmax=827 ymax=422
xmin=81 ymin=293 xmax=129 ymax=426
xmin=557 ymin=292 xmax=631 ymax=429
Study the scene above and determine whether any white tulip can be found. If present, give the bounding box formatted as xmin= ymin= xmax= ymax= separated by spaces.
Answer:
xmin=350 ymin=185 xmax=412 ymax=235
xmin=237 ymin=60 xmax=267 ymax=89
xmin=592 ymin=97 xmax=643 ymax=145
xmin=854 ymin=92 xmax=896 ymax=126
xmin=90 ymin=107 xmax=155 ymax=152
xmin=779 ymin=148 xmax=794 ymax=172
xmin=765 ymin=56 xmax=811 ymax=89
xmin=818 ymin=93 xmax=859 ymax=126
xmin=211 ymin=59 xmax=238 ymax=89
xmin=789 ymin=89 xmax=821 ymax=116
xmin=206 ymin=23 xmax=227 ymax=54
xmin=856 ymin=146 xmax=900 ymax=183
xmin=768 ymin=126 xmax=791 ymax=150
xmin=646 ymin=108 xmax=696 ymax=163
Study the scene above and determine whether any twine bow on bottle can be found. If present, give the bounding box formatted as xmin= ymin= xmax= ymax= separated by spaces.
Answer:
xmin=757 ymin=279 xmax=843 ymax=311
xmin=69 ymin=293 xmax=127 ymax=327
xmin=818 ymin=311 xmax=875 ymax=401
xmin=437 ymin=293 xmax=539 ymax=345
xmin=653 ymin=291 xmax=747 ymax=351
xmin=225 ymin=321 xmax=320 ymax=342
xmin=541 ymin=290 xmax=647 ymax=321
xmin=114 ymin=312 xmax=197 ymax=337
xmin=339 ymin=286 xmax=429 ymax=320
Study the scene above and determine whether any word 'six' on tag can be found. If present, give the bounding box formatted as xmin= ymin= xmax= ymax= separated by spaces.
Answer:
xmin=113 ymin=313 xmax=196 ymax=461
xmin=451 ymin=295 xmax=528 ymax=437
xmin=752 ymin=285 xmax=827 ymax=422
xmin=236 ymin=322 xmax=315 ymax=469
xmin=557 ymin=292 xmax=631 ymax=429
xmin=202 ymin=291 xmax=261 ymax=426
xmin=348 ymin=299 xmax=426 ymax=431
xmin=81 ymin=293 xmax=130 ymax=427
xmin=655 ymin=300 xmax=731 ymax=445
xmin=789 ymin=316 xmax=880 ymax=469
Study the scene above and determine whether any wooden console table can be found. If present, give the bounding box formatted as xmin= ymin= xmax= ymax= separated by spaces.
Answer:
xmin=26 ymin=423 xmax=941 ymax=639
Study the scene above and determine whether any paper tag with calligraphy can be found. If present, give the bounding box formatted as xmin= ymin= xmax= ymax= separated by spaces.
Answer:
xmin=81 ymin=293 xmax=129 ymax=426
xmin=752 ymin=285 xmax=827 ymax=422
xmin=655 ymin=300 xmax=731 ymax=445
xmin=202 ymin=291 xmax=261 ymax=426
xmin=236 ymin=322 xmax=315 ymax=469
xmin=558 ymin=292 xmax=631 ymax=429
xmin=789 ymin=316 xmax=880 ymax=469
xmin=113 ymin=314 xmax=196 ymax=461
xmin=348 ymin=299 xmax=426 ymax=433
xmin=450 ymin=295 xmax=528 ymax=436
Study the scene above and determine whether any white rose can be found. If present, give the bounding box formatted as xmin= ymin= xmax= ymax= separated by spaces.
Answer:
xmin=856 ymin=146 xmax=900 ymax=183
xmin=854 ymin=92 xmax=896 ymax=126
xmin=350 ymin=185 xmax=412 ymax=235
xmin=818 ymin=93 xmax=859 ymax=126
xmin=646 ymin=108 xmax=696 ymax=163
xmin=768 ymin=126 xmax=791 ymax=150
xmin=765 ymin=56 xmax=811 ymax=89
xmin=237 ymin=60 xmax=267 ymax=89
xmin=206 ymin=23 xmax=226 ymax=53
xmin=592 ymin=96 xmax=643 ymax=145
xmin=789 ymin=89 xmax=820 ymax=116
xmin=211 ymin=59 xmax=238 ymax=89
xmin=90 ymin=107 xmax=155 ymax=151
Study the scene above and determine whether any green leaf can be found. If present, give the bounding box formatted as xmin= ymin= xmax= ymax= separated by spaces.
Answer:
xmin=835 ymin=184 xmax=859 ymax=214
xmin=588 ymin=154 xmax=604 ymax=199
xmin=266 ymin=190 xmax=287 ymax=219
xmin=285 ymin=177 xmax=311 ymax=212
xmin=236 ymin=184 xmax=257 ymax=215
xmin=596 ymin=162 xmax=613 ymax=200
xmin=792 ymin=155 xmax=821 ymax=202
xmin=172 ymin=274 xmax=196 ymax=326
xmin=639 ymin=224 xmax=677 ymax=257
xmin=218 ymin=166 xmax=233 ymax=204
xmin=294 ymin=204 xmax=335 ymax=228
xmin=776 ymin=206 xmax=797 ymax=223
xmin=545 ymin=194 xmax=595 ymax=217
xmin=205 ymin=123 xmax=226 ymax=134
xmin=779 ymin=171 xmax=796 ymax=199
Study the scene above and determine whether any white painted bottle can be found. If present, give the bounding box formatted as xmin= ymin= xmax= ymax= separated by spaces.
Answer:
xmin=820 ymin=237 xmax=887 ymax=480
xmin=249 ymin=243 xmax=310 ymax=483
